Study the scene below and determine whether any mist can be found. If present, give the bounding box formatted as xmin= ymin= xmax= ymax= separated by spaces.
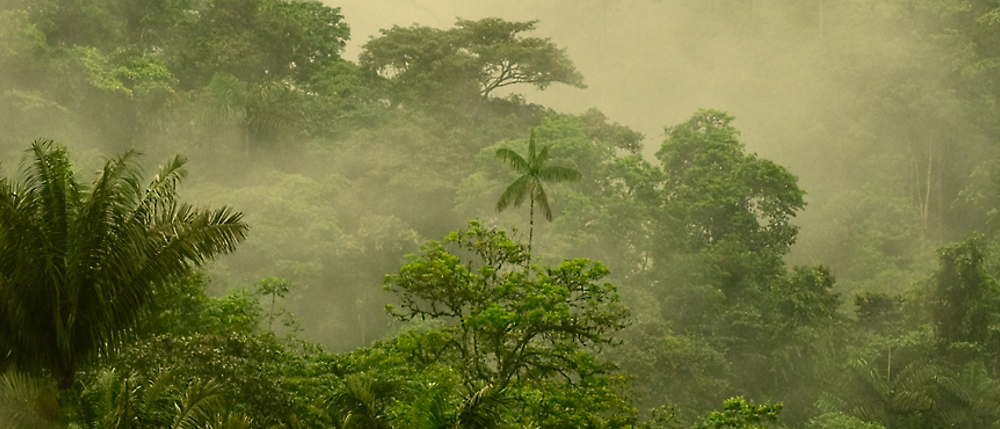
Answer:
xmin=3 ymin=0 xmax=1000 ymax=427
xmin=326 ymin=0 xmax=953 ymax=286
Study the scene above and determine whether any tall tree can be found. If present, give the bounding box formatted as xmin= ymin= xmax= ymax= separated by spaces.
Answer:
xmin=0 ymin=140 xmax=248 ymax=389
xmin=495 ymin=128 xmax=580 ymax=256
xmin=360 ymin=18 xmax=584 ymax=106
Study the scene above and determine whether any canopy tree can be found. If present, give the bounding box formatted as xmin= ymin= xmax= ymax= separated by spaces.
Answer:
xmin=168 ymin=0 xmax=350 ymax=88
xmin=383 ymin=221 xmax=631 ymax=428
xmin=0 ymin=140 xmax=248 ymax=389
xmin=360 ymin=18 xmax=585 ymax=105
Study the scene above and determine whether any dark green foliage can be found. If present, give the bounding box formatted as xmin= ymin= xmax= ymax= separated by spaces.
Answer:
xmin=932 ymin=235 xmax=1000 ymax=360
xmin=168 ymin=0 xmax=349 ymax=88
xmin=322 ymin=374 xmax=395 ymax=429
xmin=0 ymin=141 xmax=247 ymax=389
xmin=854 ymin=292 xmax=905 ymax=337
xmin=656 ymin=109 xmax=805 ymax=259
xmin=71 ymin=368 xmax=245 ymax=429
xmin=0 ymin=372 xmax=62 ymax=429
xmin=112 ymin=276 xmax=304 ymax=427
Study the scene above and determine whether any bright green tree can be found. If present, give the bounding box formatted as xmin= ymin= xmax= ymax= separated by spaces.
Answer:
xmin=495 ymin=129 xmax=581 ymax=256
xmin=383 ymin=221 xmax=632 ymax=429
xmin=696 ymin=397 xmax=783 ymax=429
xmin=0 ymin=140 xmax=248 ymax=389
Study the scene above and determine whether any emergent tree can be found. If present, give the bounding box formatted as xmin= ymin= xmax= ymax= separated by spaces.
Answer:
xmin=495 ymin=129 xmax=581 ymax=256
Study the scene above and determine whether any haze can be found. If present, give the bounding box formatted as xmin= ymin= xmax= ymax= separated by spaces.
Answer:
xmin=3 ymin=0 xmax=997 ymax=426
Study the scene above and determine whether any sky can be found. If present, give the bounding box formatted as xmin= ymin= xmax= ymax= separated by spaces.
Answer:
xmin=321 ymin=0 xmax=849 ymax=194
xmin=323 ymin=1 xmax=786 ymax=149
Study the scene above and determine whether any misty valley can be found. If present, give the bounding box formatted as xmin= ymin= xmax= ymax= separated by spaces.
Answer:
xmin=2 ymin=1 xmax=1000 ymax=428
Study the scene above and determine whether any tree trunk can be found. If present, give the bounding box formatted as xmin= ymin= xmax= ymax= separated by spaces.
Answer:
xmin=528 ymin=191 xmax=535 ymax=263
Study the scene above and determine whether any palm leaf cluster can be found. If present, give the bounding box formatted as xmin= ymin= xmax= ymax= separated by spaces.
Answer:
xmin=0 ymin=140 xmax=248 ymax=389
xmin=0 ymin=371 xmax=62 ymax=429
xmin=323 ymin=374 xmax=396 ymax=429
xmin=495 ymin=128 xmax=580 ymax=255
xmin=819 ymin=355 xmax=1000 ymax=428
xmin=322 ymin=374 xmax=507 ymax=429
xmin=74 ymin=368 xmax=252 ymax=429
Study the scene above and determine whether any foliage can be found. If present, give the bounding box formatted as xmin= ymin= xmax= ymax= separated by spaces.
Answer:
xmin=196 ymin=72 xmax=301 ymax=151
xmin=168 ymin=0 xmax=350 ymax=88
xmin=360 ymin=18 xmax=584 ymax=105
xmin=385 ymin=221 xmax=629 ymax=389
xmin=0 ymin=371 xmax=61 ymax=429
xmin=384 ymin=221 xmax=633 ymax=427
xmin=71 ymin=368 xmax=247 ymax=429
xmin=10 ymin=0 xmax=1000 ymax=427
xmin=112 ymin=277 xmax=303 ymax=427
xmin=931 ymin=234 xmax=1000 ymax=363
xmin=495 ymin=127 xmax=581 ymax=255
xmin=0 ymin=141 xmax=247 ymax=389
xmin=695 ymin=397 xmax=783 ymax=429
xmin=655 ymin=109 xmax=805 ymax=258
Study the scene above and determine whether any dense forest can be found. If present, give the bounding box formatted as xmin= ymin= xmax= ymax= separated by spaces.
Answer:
xmin=4 ymin=0 xmax=1000 ymax=428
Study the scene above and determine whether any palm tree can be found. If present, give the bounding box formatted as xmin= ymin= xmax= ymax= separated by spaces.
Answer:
xmin=0 ymin=140 xmax=248 ymax=390
xmin=201 ymin=74 xmax=297 ymax=155
xmin=415 ymin=383 xmax=506 ymax=429
xmin=495 ymin=129 xmax=580 ymax=257
xmin=322 ymin=374 xmax=395 ymax=429
xmin=75 ymin=368 xmax=250 ymax=429
xmin=0 ymin=371 xmax=62 ymax=429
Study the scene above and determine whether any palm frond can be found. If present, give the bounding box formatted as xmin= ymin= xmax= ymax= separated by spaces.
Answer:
xmin=208 ymin=412 xmax=256 ymax=429
xmin=418 ymin=384 xmax=456 ymax=429
xmin=0 ymin=142 xmax=248 ymax=389
xmin=537 ymin=166 xmax=581 ymax=183
xmin=326 ymin=374 xmax=394 ymax=429
xmin=526 ymin=129 xmax=538 ymax=162
xmin=0 ymin=371 xmax=61 ymax=429
xmin=171 ymin=378 xmax=226 ymax=429
xmin=534 ymin=144 xmax=550 ymax=168
xmin=495 ymin=148 xmax=530 ymax=174
xmin=534 ymin=182 xmax=553 ymax=221
xmin=458 ymin=384 xmax=505 ymax=429
xmin=143 ymin=367 xmax=178 ymax=409
xmin=129 ymin=154 xmax=188 ymax=224
xmin=496 ymin=175 xmax=532 ymax=213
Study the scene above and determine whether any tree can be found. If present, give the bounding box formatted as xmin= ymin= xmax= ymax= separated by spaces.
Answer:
xmin=696 ymin=397 xmax=783 ymax=429
xmin=0 ymin=371 xmax=61 ymax=429
xmin=655 ymin=109 xmax=805 ymax=261
xmin=495 ymin=128 xmax=581 ymax=256
xmin=452 ymin=18 xmax=586 ymax=98
xmin=111 ymin=275 xmax=307 ymax=427
xmin=932 ymin=235 xmax=1000 ymax=357
xmin=321 ymin=373 xmax=395 ymax=429
xmin=73 ymin=368 xmax=246 ymax=429
xmin=360 ymin=18 xmax=584 ymax=105
xmin=168 ymin=0 xmax=350 ymax=89
xmin=198 ymin=72 xmax=300 ymax=153
xmin=383 ymin=221 xmax=631 ymax=427
xmin=0 ymin=140 xmax=248 ymax=389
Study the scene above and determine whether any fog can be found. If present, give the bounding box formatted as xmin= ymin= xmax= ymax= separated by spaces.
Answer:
xmin=332 ymin=0 xmax=830 ymax=157
xmin=4 ymin=0 xmax=997 ymax=424
xmin=326 ymin=0 xmax=913 ymax=264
